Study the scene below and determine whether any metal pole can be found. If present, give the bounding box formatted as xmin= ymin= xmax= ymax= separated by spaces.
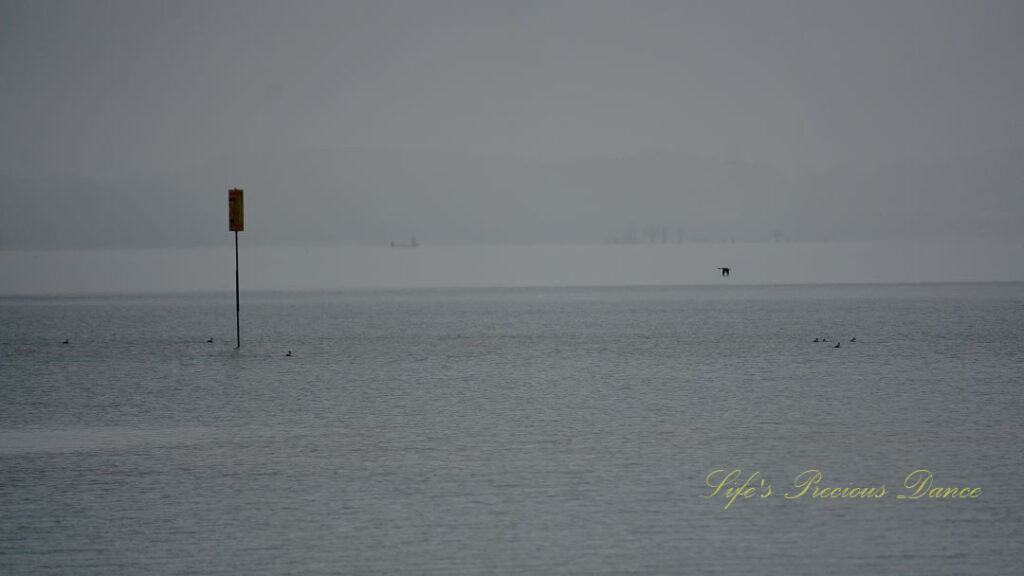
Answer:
xmin=235 ymin=230 xmax=240 ymax=348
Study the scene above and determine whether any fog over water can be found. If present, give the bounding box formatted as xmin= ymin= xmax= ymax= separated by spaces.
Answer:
xmin=2 ymin=241 xmax=1021 ymax=295
xmin=1 ymin=1 xmax=1022 ymax=292
xmin=2 ymin=5 xmax=1023 ymax=573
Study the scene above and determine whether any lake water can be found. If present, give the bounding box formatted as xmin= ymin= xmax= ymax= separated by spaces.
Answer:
xmin=1 ymin=283 xmax=1022 ymax=574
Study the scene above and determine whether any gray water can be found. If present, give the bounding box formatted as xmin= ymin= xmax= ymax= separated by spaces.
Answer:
xmin=1 ymin=284 xmax=1022 ymax=575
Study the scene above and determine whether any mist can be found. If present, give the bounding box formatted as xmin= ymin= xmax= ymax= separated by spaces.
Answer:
xmin=2 ymin=1 xmax=1022 ymax=291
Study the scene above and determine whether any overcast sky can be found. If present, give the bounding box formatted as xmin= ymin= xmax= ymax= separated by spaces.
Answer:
xmin=2 ymin=0 xmax=1022 ymax=256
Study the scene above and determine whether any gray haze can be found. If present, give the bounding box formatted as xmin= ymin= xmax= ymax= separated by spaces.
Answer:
xmin=1 ymin=1 xmax=1023 ymax=289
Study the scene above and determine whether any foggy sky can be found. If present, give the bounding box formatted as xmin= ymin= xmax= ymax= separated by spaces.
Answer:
xmin=2 ymin=1 xmax=1022 ymax=256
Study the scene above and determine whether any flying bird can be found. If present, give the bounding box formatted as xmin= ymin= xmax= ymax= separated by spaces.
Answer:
xmin=718 ymin=267 xmax=730 ymax=277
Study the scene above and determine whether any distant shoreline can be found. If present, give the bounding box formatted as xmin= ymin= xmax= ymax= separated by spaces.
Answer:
xmin=1 ymin=240 xmax=1021 ymax=296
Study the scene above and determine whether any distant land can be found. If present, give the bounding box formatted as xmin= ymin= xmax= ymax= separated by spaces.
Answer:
xmin=1 ymin=241 xmax=1021 ymax=295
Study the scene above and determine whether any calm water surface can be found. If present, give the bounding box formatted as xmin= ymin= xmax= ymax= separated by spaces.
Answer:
xmin=1 ymin=284 xmax=1022 ymax=574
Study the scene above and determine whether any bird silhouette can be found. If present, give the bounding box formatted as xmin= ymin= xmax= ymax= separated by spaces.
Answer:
xmin=718 ymin=267 xmax=730 ymax=277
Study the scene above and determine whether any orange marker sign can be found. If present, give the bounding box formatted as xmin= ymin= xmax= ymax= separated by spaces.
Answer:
xmin=229 ymin=188 xmax=244 ymax=231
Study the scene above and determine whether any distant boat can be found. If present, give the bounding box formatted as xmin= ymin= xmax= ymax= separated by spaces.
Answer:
xmin=391 ymin=236 xmax=420 ymax=248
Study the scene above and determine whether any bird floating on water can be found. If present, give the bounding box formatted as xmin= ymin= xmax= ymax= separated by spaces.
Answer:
xmin=206 ymin=337 xmax=214 ymax=343
xmin=834 ymin=342 xmax=841 ymax=348
xmin=62 ymin=339 xmax=69 ymax=344
xmin=285 ymin=350 xmax=292 ymax=357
